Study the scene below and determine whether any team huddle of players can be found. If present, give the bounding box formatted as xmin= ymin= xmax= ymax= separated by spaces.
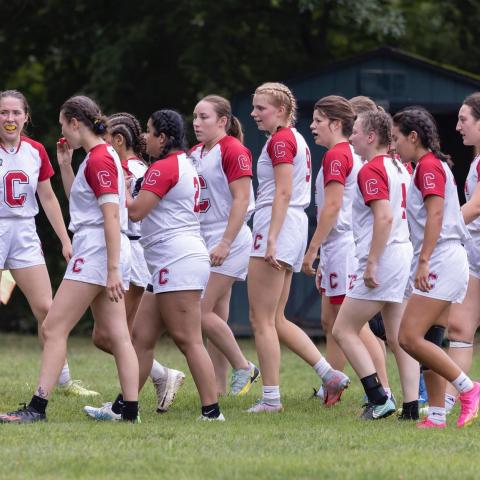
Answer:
xmin=0 ymin=83 xmax=479 ymax=429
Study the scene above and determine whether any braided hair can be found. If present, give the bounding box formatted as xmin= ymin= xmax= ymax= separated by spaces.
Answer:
xmin=149 ymin=109 xmax=188 ymax=159
xmin=254 ymin=82 xmax=297 ymax=126
xmin=61 ymin=95 xmax=107 ymax=135
xmin=360 ymin=110 xmax=401 ymax=172
xmin=393 ymin=107 xmax=450 ymax=163
xmin=107 ymin=112 xmax=146 ymax=158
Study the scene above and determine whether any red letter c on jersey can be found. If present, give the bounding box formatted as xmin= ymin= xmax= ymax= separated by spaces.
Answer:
xmin=4 ymin=170 xmax=29 ymax=208
xmin=273 ymin=141 xmax=286 ymax=159
xmin=72 ymin=258 xmax=84 ymax=273
xmin=254 ymin=234 xmax=263 ymax=250
xmin=365 ymin=179 xmax=379 ymax=195
xmin=159 ymin=268 xmax=169 ymax=285
xmin=329 ymin=273 xmax=338 ymax=289
xmin=238 ymin=154 xmax=250 ymax=171
xmin=423 ymin=173 xmax=436 ymax=190
xmin=144 ymin=170 xmax=161 ymax=186
xmin=330 ymin=160 xmax=342 ymax=176
xmin=97 ymin=171 xmax=112 ymax=187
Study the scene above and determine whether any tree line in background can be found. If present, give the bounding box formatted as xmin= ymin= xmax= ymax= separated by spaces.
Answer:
xmin=1 ymin=0 xmax=479 ymax=331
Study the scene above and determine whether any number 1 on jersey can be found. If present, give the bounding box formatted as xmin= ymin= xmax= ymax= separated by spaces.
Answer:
xmin=401 ymin=182 xmax=407 ymax=219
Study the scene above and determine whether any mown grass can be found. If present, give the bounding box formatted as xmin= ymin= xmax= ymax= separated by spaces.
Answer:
xmin=0 ymin=334 xmax=479 ymax=479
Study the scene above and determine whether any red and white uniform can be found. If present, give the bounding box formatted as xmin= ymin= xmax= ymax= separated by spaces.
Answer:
xmin=315 ymin=142 xmax=362 ymax=299
xmin=250 ymin=127 xmax=311 ymax=271
xmin=463 ymin=155 xmax=480 ymax=278
xmin=65 ymin=143 xmax=131 ymax=288
xmin=139 ymin=151 xmax=210 ymax=293
xmin=121 ymin=157 xmax=149 ymax=288
xmin=406 ymin=152 xmax=469 ymax=302
xmin=190 ymin=136 xmax=254 ymax=280
xmin=348 ymin=156 xmax=413 ymax=303
xmin=0 ymin=136 xmax=54 ymax=269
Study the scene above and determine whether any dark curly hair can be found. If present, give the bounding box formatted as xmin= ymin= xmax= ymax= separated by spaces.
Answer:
xmin=393 ymin=107 xmax=450 ymax=163
xmin=107 ymin=112 xmax=146 ymax=158
xmin=149 ymin=109 xmax=188 ymax=159
xmin=61 ymin=95 xmax=107 ymax=136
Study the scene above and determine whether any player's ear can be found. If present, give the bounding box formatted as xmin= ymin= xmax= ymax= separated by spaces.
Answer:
xmin=157 ymin=132 xmax=167 ymax=147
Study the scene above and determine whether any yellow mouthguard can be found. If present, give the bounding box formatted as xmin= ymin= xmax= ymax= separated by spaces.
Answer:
xmin=4 ymin=125 xmax=16 ymax=132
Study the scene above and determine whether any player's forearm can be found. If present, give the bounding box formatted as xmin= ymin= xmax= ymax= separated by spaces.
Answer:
xmin=419 ymin=209 xmax=443 ymax=263
xmin=41 ymin=195 xmax=70 ymax=245
xmin=462 ymin=199 xmax=480 ymax=225
xmin=368 ymin=213 xmax=392 ymax=264
xmin=59 ymin=165 xmax=75 ymax=199
xmin=267 ymin=189 xmax=290 ymax=242
xmin=221 ymin=196 xmax=249 ymax=244
xmin=102 ymin=206 xmax=121 ymax=271
xmin=306 ymin=203 xmax=340 ymax=253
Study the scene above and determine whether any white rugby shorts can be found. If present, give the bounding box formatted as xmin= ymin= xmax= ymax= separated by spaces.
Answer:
xmin=202 ymin=223 xmax=252 ymax=280
xmin=250 ymin=206 xmax=308 ymax=272
xmin=320 ymin=232 xmax=358 ymax=297
xmin=64 ymin=228 xmax=131 ymax=289
xmin=347 ymin=242 xmax=413 ymax=303
xmin=0 ymin=217 xmax=45 ymax=270
xmin=143 ymin=234 xmax=210 ymax=294
xmin=405 ymin=240 xmax=468 ymax=303
xmin=129 ymin=239 xmax=149 ymax=288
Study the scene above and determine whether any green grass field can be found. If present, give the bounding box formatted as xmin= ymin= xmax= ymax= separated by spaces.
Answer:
xmin=1 ymin=334 xmax=480 ymax=479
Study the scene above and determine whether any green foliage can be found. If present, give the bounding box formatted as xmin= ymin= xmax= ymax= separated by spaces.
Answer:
xmin=1 ymin=0 xmax=480 ymax=330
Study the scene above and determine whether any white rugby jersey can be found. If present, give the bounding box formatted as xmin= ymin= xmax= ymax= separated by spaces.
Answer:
xmin=0 ymin=136 xmax=54 ymax=218
xmin=464 ymin=155 xmax=480 ymax=235
xmin=122 ymin=157 xmax=147 ymax=238
xmin=407 ymin=152 xmax=469 ymax=255
xmin=69 ymin=143 xmax=128 ymax=234
xmin=189 ymin=135 xmax=255 ymax=226
xmin=353 ymin=155 xmax=411 ymax=261
xmin=139 ymin=151 xmax=202 ymax=249
xmin=315 ymin=142 xmax=363 ymax=242
xmin=255 ymin=127 xmax=311 ymax=210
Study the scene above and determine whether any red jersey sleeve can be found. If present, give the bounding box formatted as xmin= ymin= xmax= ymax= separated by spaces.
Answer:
xmin=414 ymin=156 xmax=446 ymax=199
xmin=84 ymin=148 xmax=119 ymax=198
xmin=322 ymin=149 xmax=352 ymax=187
xmin=220 ymin=137 xmax=253 ymax=183
xmin=141 ymin=156 xmax=179 ymax=198
xmin=266 ymin=128 xmax=297 ymax=166
xmin=357 ymin=161 xmax=389 ymax=205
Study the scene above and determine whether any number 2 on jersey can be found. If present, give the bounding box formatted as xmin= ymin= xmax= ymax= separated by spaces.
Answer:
xmin=193 ymin=175 xmax=210 ymax=213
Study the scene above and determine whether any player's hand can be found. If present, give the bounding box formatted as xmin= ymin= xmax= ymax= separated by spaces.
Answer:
xmin=414 ymin=260 xmax=430 ymax=292
xmin=301 ymin=248 xmax=317 ymax=276
xmin=265 ymin=239 xmax=282 ymax=270
xmin=364 ymin=261 xmax=379 ymax=288
xmin=61 ymin=239 xmax=73 ymax=263
xmin=106 ymin=268 xmax=125 ymax=302
xmin=315 ymin=266 xmax=322 ymax=292
xmin=56 ymin=138 xmax=73 ymax=167
xmin=210 ymin=241 xmax=230 ymax=267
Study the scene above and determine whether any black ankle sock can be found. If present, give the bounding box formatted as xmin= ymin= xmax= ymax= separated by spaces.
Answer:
xmin=360 ymin=373 xmax=388 ymax=405
xmin=121 ymin=401 xmax=138 ymax=421
xmin=401 ymin=400 xmax=419 ymax=420
xmin=111 ymin=394 xmax=124 ymax=415
xmin=201 ymin=403 xmax=220 ymax=418
xmin=28 ymin=395 xmax=48 ymax=414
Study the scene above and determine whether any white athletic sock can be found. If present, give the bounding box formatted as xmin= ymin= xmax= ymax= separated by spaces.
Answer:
xmin=58 ymin=362 xmax=71 ymax=386
xmin=150 ymin=360 xmax=167 ymax=382
xmin=427 ymin=406 xmax=446 ymax=425
xmin=384 ymin=387 xmax=392 ymax=399
xmin=262 ymin=385 xmax=281 ymax=405
xmin=445 ymin=393 xmax=456 ymax=413
xmin=451 ymin=372 xmax=474 ymax=393
xmin=313 ymin=357 xmax=333 ymax=380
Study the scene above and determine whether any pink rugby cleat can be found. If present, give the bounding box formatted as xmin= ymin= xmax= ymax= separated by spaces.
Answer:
xmin=457 ymin=382 xmax=480 ymax=428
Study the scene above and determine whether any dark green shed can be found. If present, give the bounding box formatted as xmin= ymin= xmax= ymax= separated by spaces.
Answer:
xmin=229 ymin=47 xmax=480 ymax=336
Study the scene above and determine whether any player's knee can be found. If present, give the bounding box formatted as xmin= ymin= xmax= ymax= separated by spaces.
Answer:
xmin=33 ymin=299 xmax=52 ymax=323
xmin=398 ymin=329 xmax=415 ymax=354
xmin=321 ymin=313 xmax=334 ymax=333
